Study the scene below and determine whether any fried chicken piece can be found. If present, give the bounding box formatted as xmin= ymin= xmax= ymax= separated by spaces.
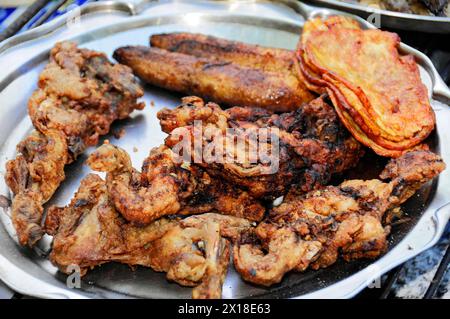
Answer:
xmin=158 ymin=96 xmax=363 ymax=199
xmin=29 ymin=42 xmax=145 ymax=158
xmin=5 ymin=129 xmax=68 ymax=246
xmin=87 ymin=143 xmax=186 ymax=225
xmin=113 ymin=45 xmax=314 ymax=112
xmin=45 ymin=174 xmax=252 ymax=298
xmin=233 ymin=150 xmax=445 ymax=286
xmin=180 ymin=213 xmax=253 ymax=241
xmin=87 ymin=143 xmax=264 ymax=224
xmin=5 ymin=42 xmax=144 ymax=247
xmin=233 ymin=226 xmax=322 ymax=286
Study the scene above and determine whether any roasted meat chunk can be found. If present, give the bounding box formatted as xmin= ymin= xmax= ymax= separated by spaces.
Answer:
xmin=87 ymin=142 xmax=265 ymax=224
xmin=158 ymin=96 xmax=364 ymax=199
xmin=5 ymin=42 xmax=144 ymax=246
xmin=113 ymin=44 xmax=314 ymax=112
xmin=45 ymin=173 xmax=253 ymax=298
xmin=233 ymin=150 xmax=445 ymax=286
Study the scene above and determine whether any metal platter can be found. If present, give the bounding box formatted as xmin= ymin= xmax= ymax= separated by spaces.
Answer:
xmin=305 ymin=0 xmax=450 ymax=33
xmin=0 ymin=0 xmax=449 ymax=299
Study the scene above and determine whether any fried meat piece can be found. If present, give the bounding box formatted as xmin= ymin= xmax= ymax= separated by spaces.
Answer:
xmin=148 ymin=218 xmax=231 ymax=298
xmin=233 ymin=225 xmax=322 ymax=286
xmin=113 ymin=45 xmax=314 ymax=112
xmin=29 ymin=42 xmax=145 ymax=158
xmin=5 ymin=130 xmax=68 ymax=246
xmin=87 ymin=143 xmax=265 ymax=224
xmin=45 ymin=174 xmax=252 ymax=298
xmin=233 ymin=150 xmax=445 ymax=286
xmin=4 ymin=42 xmax=144 ymax=246
xmin=158 ymin=96 xmax=363 ymax=199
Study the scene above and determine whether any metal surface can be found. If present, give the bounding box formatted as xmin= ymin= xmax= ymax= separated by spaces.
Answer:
xmin=0 ymin=0 xmax=449 ymax=299
xmin=0 ymin=0 xmax=51 ymax=42
xmin=424 ymin=243 xmax=450 ymax=298
xmin=306 ymin=0 xmax=450 ymax=33
xmin=30 ymin=0 xmax=72 ymax=29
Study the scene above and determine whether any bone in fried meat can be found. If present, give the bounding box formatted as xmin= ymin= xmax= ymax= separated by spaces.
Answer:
xmin=158 ymin=96 xmax=364 ymax=199
xmin=113 ymin=45 xmax=314 ymax=112
xmin=233 ymin=150 xmax=445 ymax=286
xmin=87 ymin=142 xmax=265 ymax=224
xmin=45 ymin=174 xmax=252 ymax=298
xmin=4 ymin=42 xmax=144 ymax=247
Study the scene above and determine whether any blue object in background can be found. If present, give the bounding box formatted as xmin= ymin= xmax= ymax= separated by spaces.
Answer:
xmin=0 ymin=0 xmax=91 ymax=33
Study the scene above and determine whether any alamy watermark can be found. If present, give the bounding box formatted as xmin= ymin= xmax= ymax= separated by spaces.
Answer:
xmin=66 ymin=264 xmax=81 ymax=289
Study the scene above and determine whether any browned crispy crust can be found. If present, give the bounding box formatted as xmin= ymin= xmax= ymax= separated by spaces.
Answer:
xmin=113 ymin=45 xmax=314 ymax=112
xmin=87 ymin=143 xmax=265 ymax=224
xmin=45 ymin=173 xmax=252 ymax=298
xmin=5 ymin=130 xmax=68 ymax=246
xmin=150 ymin=32 xmax=296 ymax=73
xmin=158 ymin=96 xmax=364 ymax=199
xmin=233 ymin=150 xmax=445 ymax=286
xmin=5 ymin=42 xmax=144 ymax=246
xmin=297 ymin=16 xmax=436 ymax=157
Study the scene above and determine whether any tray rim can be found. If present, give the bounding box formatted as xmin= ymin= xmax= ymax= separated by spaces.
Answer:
xmin=308 ymin=0 xmax=450 ymax=22
xmin=304 ymin=0 xmax=450 ymax=34
xmin=0 ymin=0 xmax=449 ymax=299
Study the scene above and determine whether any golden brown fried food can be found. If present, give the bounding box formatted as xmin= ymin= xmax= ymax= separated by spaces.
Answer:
xmin=113 ymin=45 xmax=313 ymax=112
xmin=149 ymin=218 xmax=230 ymax=298
xmin=29 ymin=42 xmax=145 ymax=158
xmin=87 ymin=142 xmax=265 ymax=224
xmin=158 ymin=96 xmax=363 ymax=199
xmin=45 ymin=174 xmax=252 ymax=298
xmin=233 ymin=225 xmax=321 ymax=286
xmin=5 ymin=42 xmax=144 ymax=247
xmin=233 ymin=150 xmax=445 ymax=286
xmin=150 ymin=32 xmax=299 ymax=75
xmin=297 ymin=16 xmax=436 ymax=157
xmin=87 ymin=143 xmax=186 ymax=224
xmin=5 ymin=129 xmax=68 ymax=246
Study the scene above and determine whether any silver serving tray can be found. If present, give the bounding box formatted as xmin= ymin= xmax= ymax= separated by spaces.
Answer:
xmin=306 ymin=0 xmax=450 ymax=33
xmin=0 ymin=0 xmax=449 ymax=299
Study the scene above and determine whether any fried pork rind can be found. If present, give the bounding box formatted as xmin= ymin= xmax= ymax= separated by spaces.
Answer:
xmin=297 ymin=16 xmax=436 ymax=157
xmin=5 ymin=41 xmax=144 ymax=246
xmin=45 ymin=174 xmax=253 ymax=299
xmin=233 ymin=150 xmax=445 ymax=286
xmin=87 ymin=143 xmax=265 ymax=224
xmin=158 ymin=96 xmax=364 ymax=199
